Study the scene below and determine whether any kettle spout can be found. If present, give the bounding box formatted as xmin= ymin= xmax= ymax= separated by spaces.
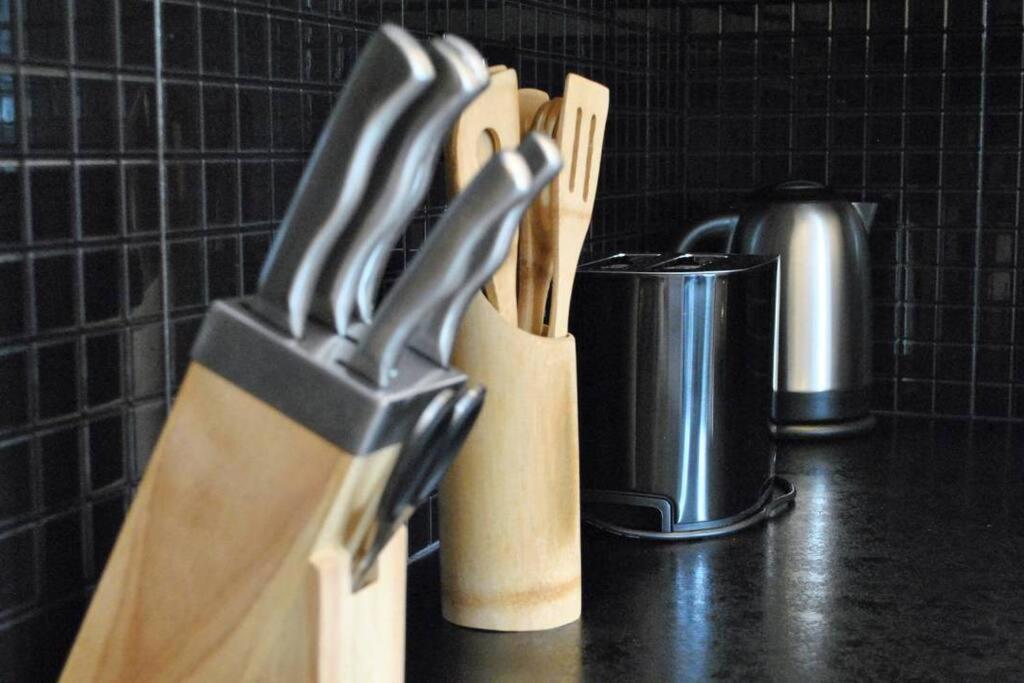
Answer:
xmin=851 ymin=202 xmax=878 ymax=233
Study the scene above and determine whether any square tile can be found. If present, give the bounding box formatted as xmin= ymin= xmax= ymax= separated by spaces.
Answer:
xmin=82 ymin=248 xmax=123 ymax=323
xmin=75 ymin=0 xmax=117 ymax=66
xmin=207 ymin=236 xmax=240 ymax=301
xmin=162 ymin=2 xmax=198 ymax=73
xmin=168 ymin=240 xmax=204 ymax=310
xmin=29 ymin=167 xmax=72 ymax=242
xmin=79 ymin=165 xmax=120 ymax=238
xmin=0 ymin=166 xmax=21 ymax=243
xmin=0 ymin=350 xmax=28 ymax=430
xmin=166 ymin=163 xmax=202 ymax=230
xmin=121 ymin=1 xmax=156 ymax=68
xmin=36 ymin=341 xmax=78 ymax=420
xmin=0 ymin=438 xmax=32 ymax=522
xmin=203 ymin=85 xmax=237 ymax=151
xmin=0 ymin=527 xmax=35 ymax=612
xmin=201 ymin=8 xmax=235 ymax=75
xmin=26 ymin=76 xmax=71 ymax=151
xmin=40 ymin=426 xmax=80 ymax=508
xmin=23 ymin=0 xmax=67 ymax=62
xmin=124 ymin=164 xmax=160 ymax=234
xmin=238 ymin=12 xmax=269 ymax=78
xmin=0 ymin=258 xmax=25 ymax=338
xmin=165 ymin=83 xmax=201 ymax=151
xmin=88 ymin=414 xmax=124 ymax=491
xmin=85 ymin=332 xmax=123 ymax=407
xmin=39 ymin=513 xmax=83 ymax=598
xmin=123 ymin=81 xmax=158 ymax=151
xmin=76 ymin=78 xmax=119 ymax=151
xmin=33 ymin=253 xmax=76 ymax=331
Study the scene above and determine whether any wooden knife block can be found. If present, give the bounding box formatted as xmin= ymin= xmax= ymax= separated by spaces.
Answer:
xmin=440 ymin=294 xmax=581 ymax=631
xmin=60 ymin=363 xmax=407 ymax=683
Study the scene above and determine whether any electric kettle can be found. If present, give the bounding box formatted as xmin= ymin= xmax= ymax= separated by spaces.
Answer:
xmin=674 ymin=180 xmax=877 ymax=438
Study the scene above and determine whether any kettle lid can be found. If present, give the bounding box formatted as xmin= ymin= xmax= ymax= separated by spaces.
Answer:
xmin=750 ymin=179 xmax=841 ymax=203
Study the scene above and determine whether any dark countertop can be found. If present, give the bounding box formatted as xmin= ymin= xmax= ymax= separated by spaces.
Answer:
xmin=406 ymin=416 xmax=1024 ymax=681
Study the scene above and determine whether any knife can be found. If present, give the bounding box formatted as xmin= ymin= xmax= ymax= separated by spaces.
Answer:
xmin=353 ymin=35 xmax=490 ymax=328
xmin=412 ymin=133 xmax=562 ymax=366
xmin=346 ymin=385 xmax=456 ymax=564
xmin=249 ymin=24 xmax=435 ymax=338
xmin=347 ymin=150 xmax=535 ymax=387
xmin=353 ymin=384 xmax=486 ymax=590
xmin=310 ymin=35 xmax=489 ymax=337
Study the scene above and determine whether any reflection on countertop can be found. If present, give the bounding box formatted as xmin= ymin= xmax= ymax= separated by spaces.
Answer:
xmin=406 ymin=416 xmax=1024 ymax=681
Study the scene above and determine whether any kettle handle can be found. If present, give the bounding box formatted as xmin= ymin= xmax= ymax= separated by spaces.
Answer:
xmin=674 ymin=212 xmax=740 ymax=253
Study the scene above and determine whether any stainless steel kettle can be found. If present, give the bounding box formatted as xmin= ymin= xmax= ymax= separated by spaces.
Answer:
xmin=675 ymin=180 xmax=877 ymax=438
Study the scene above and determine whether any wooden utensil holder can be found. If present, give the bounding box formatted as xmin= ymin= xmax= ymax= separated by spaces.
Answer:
xmin=60 ymin=364 xmax=407 ymax=683
xmin=439 ymin=294 xmax=581 ymax=631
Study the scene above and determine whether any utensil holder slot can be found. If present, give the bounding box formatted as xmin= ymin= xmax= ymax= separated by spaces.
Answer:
xmin=439 ymin=294 xmax=581 ymax=632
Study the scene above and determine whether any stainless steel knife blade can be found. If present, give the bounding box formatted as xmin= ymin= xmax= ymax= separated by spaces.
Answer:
xmin=347 ymin=150 xmax=535 ymax=387
xmin=412 ymin=133 xmax=561 ymax=366
xmin=250 ymin=24 xmax=434 ymax=338
xmin=309 ymin=35 xmax=488 ymax=338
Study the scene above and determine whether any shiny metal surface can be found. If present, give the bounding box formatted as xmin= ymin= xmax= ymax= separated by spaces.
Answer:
xmin=349 ymin=150 xmax=534 ymax=386
xmin=353 ymin=384 xmax=485 ymax=588
xmin=353 ymin=35 xmax=491 ymax=327
xmin=309 ymin=36 xmax=488 ymax=337
xmin=191 ymin=298 xmax=467 ymax=455
xmin=572 ymin=254 xmax=779 ymax=531
xmin=252 ymin=24 xmax=435 ymax=337
xmin=674 ymin=181 xmax=875 ymax=428
xmin=412 ymin=133 xmax=562 ymax=366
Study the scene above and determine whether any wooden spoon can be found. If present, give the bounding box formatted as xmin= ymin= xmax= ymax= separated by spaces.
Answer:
xmin=547 ymin=74 xmax=608 ymax=338
xmin=518 ymin=98 xmax=561 ymax=335
xmin=444 ymin=68 xmax=521 ymax=323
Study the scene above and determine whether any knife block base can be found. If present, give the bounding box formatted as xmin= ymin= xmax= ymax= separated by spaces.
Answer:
xmin=440 ymin=294 xmax=581 ymax=632
xmin=60 ymin=363 xmax=407 ymax=683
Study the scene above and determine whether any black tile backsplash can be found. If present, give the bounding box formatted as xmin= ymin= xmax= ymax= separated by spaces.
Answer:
xmin=678 ymin=0 xmax=1024 ymax=423
xmin=0 ymin=0 xmax=678 ymax=677
xmin=4 ymin=0 xmax=1019 ymax=677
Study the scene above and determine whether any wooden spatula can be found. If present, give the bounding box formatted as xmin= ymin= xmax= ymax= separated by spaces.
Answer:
xmin=444 ymin=68 xmax=521 ymax=323
xmin=547 ymin=74 xmax=608 ymax=338
xmin=513 ymin=89 xmax=549 ymax=332
xmin=518 ymin=97 xmax=561 ymax=335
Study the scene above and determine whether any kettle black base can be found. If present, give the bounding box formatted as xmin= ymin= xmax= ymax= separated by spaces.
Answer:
xmin=769 ymin=414 xmax=877 ymax=440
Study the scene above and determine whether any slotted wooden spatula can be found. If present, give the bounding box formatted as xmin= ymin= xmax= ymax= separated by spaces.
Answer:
xmin=445 ymin=67 xmax=521 ymax=323
xmin=547 ymin=74 xmax=608 ymax=338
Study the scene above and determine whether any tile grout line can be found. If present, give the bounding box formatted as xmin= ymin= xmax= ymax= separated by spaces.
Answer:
xmin=153 ymin=0 xmax=173 ymax=416
xmin=969 ymin=0 xmax=989 ymax=418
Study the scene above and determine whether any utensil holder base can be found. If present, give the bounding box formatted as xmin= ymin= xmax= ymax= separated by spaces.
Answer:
xmin=440 ymin=295 xmax=581 ymax=632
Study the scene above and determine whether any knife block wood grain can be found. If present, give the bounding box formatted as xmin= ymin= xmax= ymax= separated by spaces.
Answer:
xmin=444 ymin=68 xmax=521 ymax=324
xmin=60 ymin=363 xmax=406 ymax=683
xmin=440 ymin=294 xmax=581 ymax=631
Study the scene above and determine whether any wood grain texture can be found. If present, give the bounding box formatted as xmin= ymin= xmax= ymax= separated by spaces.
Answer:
xmin=440 ymin=294 xmax=581 ymax=631
xmin=60 ymin=362 xmax=406 ymax=683
xmin=548 ymin=74 xmax=609 ymax=338
xmin=514 ymin=88 xmax=552 ymax=335
xmin=445 ymin=68 xmax=521 ymax=324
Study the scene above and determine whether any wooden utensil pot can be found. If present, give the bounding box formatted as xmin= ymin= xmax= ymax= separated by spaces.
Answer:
xmin=440 ymin=294 xmax=581 ymax=631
